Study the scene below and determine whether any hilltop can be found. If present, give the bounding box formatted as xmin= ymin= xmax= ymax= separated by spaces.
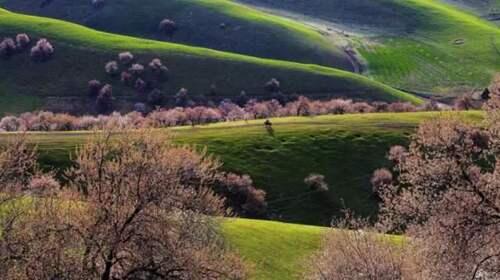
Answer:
xmin=237 ymin=0 xmax=500 ymax=94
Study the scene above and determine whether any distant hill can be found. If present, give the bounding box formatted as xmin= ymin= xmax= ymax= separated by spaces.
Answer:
xmin=0 ymin=0 xmax=354 ymax=70
xmin=0 ymin=8 xmax=419 ymax=114
xmin=237 ymin=0 xmax=500 ymax=94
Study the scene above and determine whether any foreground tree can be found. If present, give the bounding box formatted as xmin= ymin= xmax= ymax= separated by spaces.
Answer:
xmin=373 ymin=78 xmax=500 ymax=279
xmin=307 ymin=213 xmax=420 ymax=280
xmin=0 ymin=130 xmax=247 ymax=279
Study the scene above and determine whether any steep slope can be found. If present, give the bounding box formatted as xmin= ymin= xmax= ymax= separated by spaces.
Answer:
xmin=2 ymin=111 xmax=482 ymax=225
xmin=0 ymin=8 xmax=419 ymax=114
xmin=237 ymin=0 xmax=500 ymax=95
xmin=0 ymin=0 xmax=353 ymax=70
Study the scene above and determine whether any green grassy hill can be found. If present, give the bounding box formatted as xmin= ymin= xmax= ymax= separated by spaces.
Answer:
xmin=445 ymin=0 xmax=500 ymax=14
xmin=0 ymin=8 xmax=418 ymax=114
xmin=0 ymin=111 xmax=482 ymax=225
xmin=0 ymin=0 xmax=353 ymax=70
xmin=222 ymin=218 xmax=326 ymax=280
xmin=237 ymin=0 xmax=500 ymax=94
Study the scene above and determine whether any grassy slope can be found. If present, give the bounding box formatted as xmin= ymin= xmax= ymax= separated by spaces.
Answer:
xmin=0 ymin=111 xmax=483 ymax=225
xmin=444 ymin=0 xmax=500 ymax=14
xmin=0 ymin=8 xmax=419 ymax=114
xmin=237 ymin=0 xmax=500 ymax=94
xmin=0 ymin=0 xmax=353 ymax=70
xmin=222 ymin=218 xmax=326 ymax=280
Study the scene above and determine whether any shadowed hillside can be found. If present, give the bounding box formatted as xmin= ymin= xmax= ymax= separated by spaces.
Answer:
xmin=237 ymin=0 xmax=500 ymax=94
xmin=0 ymin=0 xmax=354 ymax=70
xmin=0 ymin=8 xmax=419 ymax=114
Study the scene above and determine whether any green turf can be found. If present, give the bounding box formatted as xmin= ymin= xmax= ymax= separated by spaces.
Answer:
xmin=222 ymin=218 xmax=326 ymax=280
xmin=0 ymin=87 xmax=42 ymax=114
xmin=237 ymin=0 xmax=500 ymax=94
xmin=0 ymin=8 xmax=419 ymax=114
xmin=0 ymin=0 xmax=353 ymax=69
xmin=0 ymin=111 xmax=483 ymax=225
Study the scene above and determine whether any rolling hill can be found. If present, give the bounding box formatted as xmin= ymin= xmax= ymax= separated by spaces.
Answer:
xmin=222 ymin=218 xmax=326 ymax=280
xmin=0 ymin=111 xmax=483 ymax=225
xmin=0 ymin=8 xmax=419 ymax=114
xmin=0 ymin=0 xmax=353 ymax=70
xmin=237 ymin=0 xmax=500 ymax=95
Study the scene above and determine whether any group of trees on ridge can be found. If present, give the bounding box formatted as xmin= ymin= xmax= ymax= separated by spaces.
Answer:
xmin=0 ymin=96 xmax=429 ymax=132
xmin=0 ymin=34 xmax=54 ymax=61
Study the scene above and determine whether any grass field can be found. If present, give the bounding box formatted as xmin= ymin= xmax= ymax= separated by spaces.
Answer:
xmin=0 ymin=111 xmax=483 ymax=225
xmin=237 ymin=0 xmax=500 ymax=94
xmin=0 ymin=8 xmax=419 ymax=114
xmin=222 ymin=218 xmax=326 ymax=280
xmin=0 ymin=0 xmax=353 ymax=69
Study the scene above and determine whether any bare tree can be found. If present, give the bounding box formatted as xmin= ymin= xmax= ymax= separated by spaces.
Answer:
xmin=15 ymin=34 xmax=31 ymax=49
xmin=0 ymin=129 xmax=247 ymax=279
xmin=307 ymin=213 xmax=420 ymax=280
xmin=159 ymin=19 xmax=178 ymax=37
xmin=30 ymin=39 xmax=54 ymax=61
xmin=0 ymin=38 xmax=17 ymax=58
xmin=374 ymin=77 xmax=500 ymax=279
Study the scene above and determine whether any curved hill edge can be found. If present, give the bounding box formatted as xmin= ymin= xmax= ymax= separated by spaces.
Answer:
xmin=0 ymin=8 xmax=422 ymax=105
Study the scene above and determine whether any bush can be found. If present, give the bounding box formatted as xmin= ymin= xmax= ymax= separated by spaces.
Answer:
xmin=265 ymin=78 xmax=280 ymax=93
xmin=387 ymin=102 xmax=416 ymax=112
xmin=307 ymin=214 xmax=418 ymax=280
xmin=118 ymin=51 xmax=134 ymax=65
xmin=325 ymin=99 xmax=352 ymax=114
xmin=216 ymin=173 xmax=267 ymax=218
xmin=148 ymin=58 xmax=168 ymax=73
xmin=128 ymin=63 xmax=145 ymax=76
xmin=370 ymin=168 xmax=392 ymax=194
xmin=15 ymin=34 xmax=31 ymax=49
xmin=351 ymin=102 xmax=375 ymax=113
xmin=454 ymin=94 xmax=475 ymax=110
xmin=120 ymin=71 xmax=133 ymax=85
xmin=235 ymin=91 xmax=249 ymax=107
xmin=133 ymin=102 xmax=147 ymax=114
xmin=304 ymin=173 xmax=329 ymax=192
xmin=372 ymin=101 xmax=389 ymax=112
xmin=30 ymin=39 xmax=54 ymax=61
xmin=175 ymin=88 xmax=191 ymax=107
xmin=134 ymin=78 xmax=146 ymax=93
xmin=0 ymin=38 xmax=17 ymax=58
xmin=28 ymin=174 xmax=60 ymax=196
xmin=159 ymin=19 xmax=178 ymax=36
xmin=0 ymin=116 xmax=25 ymax=132
xmin=96 ymin=84 xmax=113 ymax=114
xmin=147 ymin=89 xmax=164 ymax=107
xmin=387 ymin=145 xmax=407 ymax=163
xmin=104 ymin=61 xmax=119 ymax=76
xmin=87 ymin=80 xmax=102 ymax=97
